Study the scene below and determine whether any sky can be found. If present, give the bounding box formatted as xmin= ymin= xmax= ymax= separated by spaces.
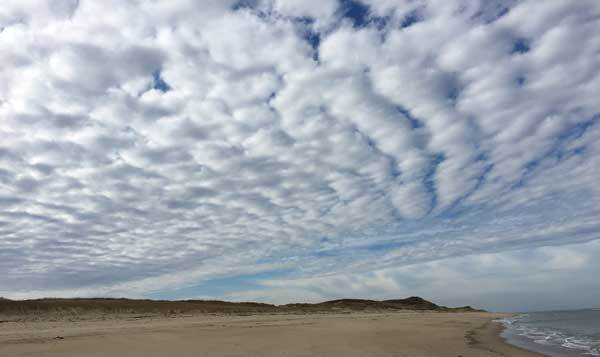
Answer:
xmin=0 ymin=0 xmax=599 ymax=312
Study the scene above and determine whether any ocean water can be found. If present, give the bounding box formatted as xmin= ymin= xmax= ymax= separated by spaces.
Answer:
xmin=499 ymin=310 xmax=600 ymax=356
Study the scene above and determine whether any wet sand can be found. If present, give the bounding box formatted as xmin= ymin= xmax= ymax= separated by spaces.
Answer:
xmin=0 ymin=312 xmax=541 ymax=356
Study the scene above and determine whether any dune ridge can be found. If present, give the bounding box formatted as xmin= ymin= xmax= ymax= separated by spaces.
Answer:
xmin=0 ymin=296 xmax=482 ymax=321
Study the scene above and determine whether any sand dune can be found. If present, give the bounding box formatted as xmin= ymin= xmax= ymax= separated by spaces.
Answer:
xmin=0 ymin=311 xmax=540 ymax=356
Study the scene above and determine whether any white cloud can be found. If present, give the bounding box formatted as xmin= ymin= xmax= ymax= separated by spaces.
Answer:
xmin=0 ymin=0 xmax=599 ymax=306
xmin=272 ymin=0 xmax=338 ymax=21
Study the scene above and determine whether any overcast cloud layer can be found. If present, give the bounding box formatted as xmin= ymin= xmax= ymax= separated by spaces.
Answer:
xmin=1 ymin=0 xmax=600 ymax=311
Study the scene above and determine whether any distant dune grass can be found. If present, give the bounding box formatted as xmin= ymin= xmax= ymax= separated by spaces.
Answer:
xmin=0 ymin=298 xmax=277 ymax=318
xmin=0 ymin=296 xmax=482 ymax=320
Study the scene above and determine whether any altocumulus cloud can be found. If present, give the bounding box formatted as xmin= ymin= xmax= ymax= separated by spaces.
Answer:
xmin=1 ymin=0 xmax=600 ymax=310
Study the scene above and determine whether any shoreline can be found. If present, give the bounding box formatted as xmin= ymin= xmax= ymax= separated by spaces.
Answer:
xmin=468 ymin=319 xmax=544 ymax=356
xmin=0 ymin=311 xmax=542 ymax=356
xmin=497 ymin=316 xmax=592 ymax=357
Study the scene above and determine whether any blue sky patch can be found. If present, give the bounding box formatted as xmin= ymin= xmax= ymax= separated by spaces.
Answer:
xmin=152 ymin=70 xmax=171 ymax=92
xmin=512 ymin=38 xmax=530 ymax=54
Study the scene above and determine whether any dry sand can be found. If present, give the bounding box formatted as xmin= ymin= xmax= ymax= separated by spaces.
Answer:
xmin=0 ymin=311 xmax=541 ymax=356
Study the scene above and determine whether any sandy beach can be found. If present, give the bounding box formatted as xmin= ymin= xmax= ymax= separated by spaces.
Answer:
xmin=0 ymin=312 xmax=540 ymax=356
